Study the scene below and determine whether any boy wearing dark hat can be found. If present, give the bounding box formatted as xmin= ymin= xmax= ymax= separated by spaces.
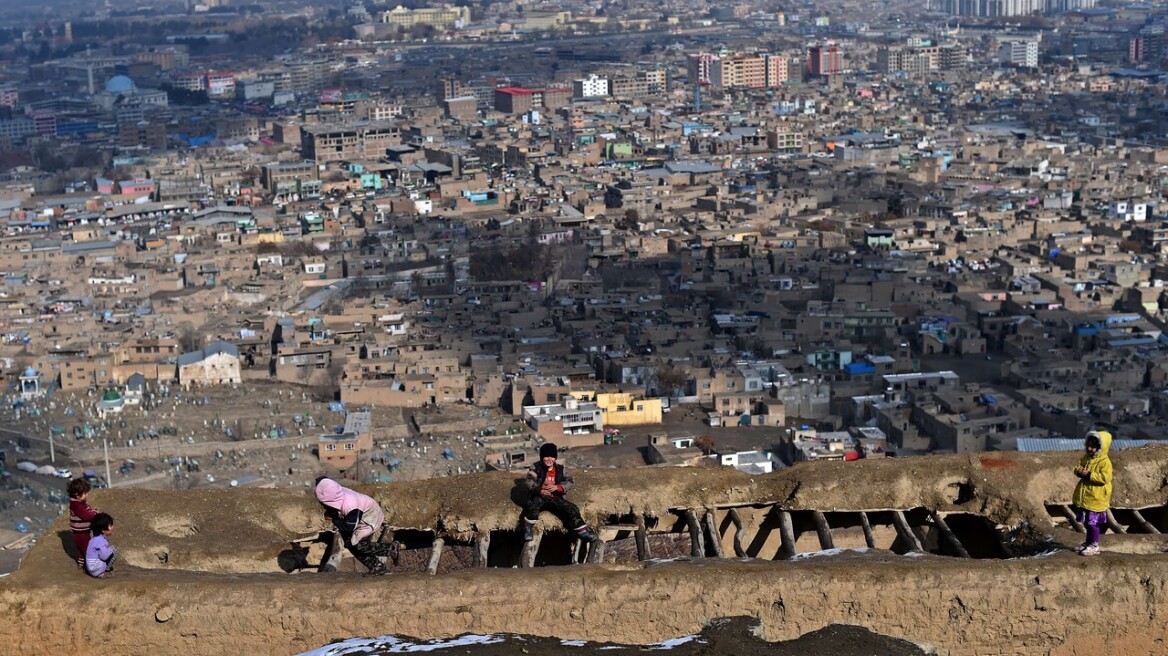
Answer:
xmin=521 ymin=442 xmax=596 ymax=543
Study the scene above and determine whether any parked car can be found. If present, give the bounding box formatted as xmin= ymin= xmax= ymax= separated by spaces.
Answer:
xmin=54 ymin=468 xmax=73 ymax=479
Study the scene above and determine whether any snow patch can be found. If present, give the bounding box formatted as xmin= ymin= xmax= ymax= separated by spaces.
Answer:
xmin=789 ymin=547 xmax=869 ymax=560
xmin=297 ymin=634 xmax=503 ymax=655
xmin=648 ymin=634 xmax=699 ymax=649
xmin=561 ymin=640 xmax=587 ymax=647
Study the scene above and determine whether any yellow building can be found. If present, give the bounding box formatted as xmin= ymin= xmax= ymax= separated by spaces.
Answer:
xmin=585 ymin=391 xmax=663 ymax=426
xmin=380 ymin=5 xmax=471 ymax=30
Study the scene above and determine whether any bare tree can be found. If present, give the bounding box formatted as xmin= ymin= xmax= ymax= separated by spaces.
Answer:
xmin=694 ymin=435 xmax=716 ymax=455
xmin=177 ymin=324 xmax=205 ymax=353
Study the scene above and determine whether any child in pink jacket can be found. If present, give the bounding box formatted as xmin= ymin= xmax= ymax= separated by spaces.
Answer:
xmin=314 ymin=477 xmax=391 ymax=576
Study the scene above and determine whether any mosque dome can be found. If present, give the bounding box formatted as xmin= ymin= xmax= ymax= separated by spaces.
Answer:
xmin=101 ymin=389 xmax=122 ymax=402
xmin=105 ymin=75 xmax=137 ymax=94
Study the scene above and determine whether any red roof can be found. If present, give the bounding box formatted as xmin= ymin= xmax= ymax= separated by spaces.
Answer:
xmin=495 ymin=87 xmax=534 ymax=95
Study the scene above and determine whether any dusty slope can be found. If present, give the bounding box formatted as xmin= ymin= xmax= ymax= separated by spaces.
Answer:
xmin=2 ymin=448 xmax=1168 ymax=656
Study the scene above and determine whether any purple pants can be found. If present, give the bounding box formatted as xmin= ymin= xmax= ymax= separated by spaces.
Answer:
xmin=1075 ymin=506 xmax=1108 ymax=545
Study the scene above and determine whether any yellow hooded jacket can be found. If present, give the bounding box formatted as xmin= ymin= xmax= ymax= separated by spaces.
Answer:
xmin=1071 ymin=430 xmax=1113 ymax=513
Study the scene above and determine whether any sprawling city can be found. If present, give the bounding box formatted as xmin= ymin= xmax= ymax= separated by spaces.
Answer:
xmin=0 ymin=0 xmax=1166 ymax=654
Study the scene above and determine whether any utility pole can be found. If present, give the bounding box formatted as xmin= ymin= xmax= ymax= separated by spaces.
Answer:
xmin=103 ymin=437 xmax=112 ymax=489
xmin=48 ymin=429 xmax=54 ymax=464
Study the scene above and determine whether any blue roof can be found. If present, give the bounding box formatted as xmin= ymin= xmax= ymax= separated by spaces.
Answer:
xmin=1016 ymin=438 xmax=1159 ymax=452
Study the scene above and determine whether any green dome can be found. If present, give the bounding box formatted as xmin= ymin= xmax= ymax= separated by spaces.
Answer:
xmin=101 ymin=389 xmax=122 ymax=402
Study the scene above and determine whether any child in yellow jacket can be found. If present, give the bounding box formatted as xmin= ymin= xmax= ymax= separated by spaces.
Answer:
xmin=1072 ymin=430 xmax=1113 ymax=556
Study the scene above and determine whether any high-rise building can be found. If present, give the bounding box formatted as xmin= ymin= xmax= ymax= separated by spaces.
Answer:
xmin=687 ymin=53 xmax=715 ymax=84
xmin=808 ymin=45 xmax=843 ymax=78
xmin=998 ymin=38 xmax=1039 ymax=68
xmin=933 ymin=0 xmax=1094 ymax=16
xmin=710 ymin=53 xmax=768 ymax=89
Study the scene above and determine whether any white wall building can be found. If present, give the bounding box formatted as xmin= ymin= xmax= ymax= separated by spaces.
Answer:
xmin=572 ymin=74 xmax=610 ymax=99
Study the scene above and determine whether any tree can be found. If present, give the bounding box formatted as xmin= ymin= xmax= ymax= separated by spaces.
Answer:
xmin=656 ymin=365 xmax=688 ymax=396
xmin=177 ymin=324 xmax=206 ymax=353
xmin=694 ymin=435 xmax=716 ymax=455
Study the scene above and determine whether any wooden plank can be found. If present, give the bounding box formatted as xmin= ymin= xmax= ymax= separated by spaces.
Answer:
xmin=634 ymin=514 xmax=650 ymax=561
xmin=1056 ymin=505 xmax=1085 ymax=533
xmin=892 ymin=511 xmax=925 ymax=553
xmin=685 ymin=509 xmax=705 ymax=557
xmin=473 ymin=533 xmax=489 ymax=568
xmin=1105 ymin=509 xmax=1127 ymax=535
xmin=1130 ymin=509 xmax=1160 ymax=535
xmin=777 ymin=510 xmax=797 ymax=560
xmin=811 ymin=511 xmax=835 ymax=550
xmin=727 ymin=508 xmax=746 ymax=557
xmin=426 ymin=538 xmax=444 ymax=575
xmin=858 ymin=511 xmax=876 ymax=549
xmin=930 ymin=511 xmax=971 ymax=558
xmin=521 ymin=528 xmax=542 ymax=568
xmin=703 ymin=510 xmax=724 ymax=558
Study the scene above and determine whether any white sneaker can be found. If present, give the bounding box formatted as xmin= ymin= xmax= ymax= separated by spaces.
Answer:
xmin=1080 ymin=544 xmax=1100 ymax=556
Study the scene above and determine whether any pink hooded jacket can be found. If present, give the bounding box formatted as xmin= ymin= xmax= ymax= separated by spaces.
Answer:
xmin=314 ymin=478 xmax=384 ymax=543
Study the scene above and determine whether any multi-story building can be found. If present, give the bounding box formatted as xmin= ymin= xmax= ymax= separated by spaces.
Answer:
xmin=878 ymin=42 xmax=966 ymax=75
xmin=933 ymin=0 xmax=1094 ymax=16
xmin=573 ymin=74 xmax=610 ymax=99
xmin=808 ymin=44 xmax=843 ymax=77
xmin=380 ymin=4 xmax=470 ymax=30
xmin=262 ymin=161 xmax=321 ymax=198
xmin=133 ymin=48 xmax=189 ymax=71
xmin=494 ymin=87 xmax=534 ymax=114
xmin=169 ymin=72 xmax=206 ymax=92
xmin=998 ymin=37 xmax=1039 ymax=68
xmin=687 ymin=52 xmax=715 ymax=84
xmin=30 ymin=111 xmax=56 ymax=138
xmin=0 ymin=86 xmax=18 ymax=107
xmin=711 ymin=53 xmax=768 ymax=89
xmin=766 ymin=55 xmax=803 ymax=86
xmin=205 ymin=73 xmax=236 ymax=98
xmin=300 ymin=121 xmax=402 ymax=162
xmin=0 ymin=117 xmax=35 ymax=142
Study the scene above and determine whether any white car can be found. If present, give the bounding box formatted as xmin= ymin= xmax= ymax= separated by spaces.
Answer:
xmin=54 ymin=468 xmax=73 ymax=479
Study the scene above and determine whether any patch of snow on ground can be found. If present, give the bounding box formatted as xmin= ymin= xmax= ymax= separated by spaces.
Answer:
xmin=297 ymin=634 xmax=503 ymax=655
xmin=648 ymin=635 xmax=699 ymax=649
xmin=561 ymin=640 xmax=587 ymax=646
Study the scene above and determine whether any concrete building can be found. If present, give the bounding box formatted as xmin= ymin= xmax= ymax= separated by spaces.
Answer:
xmin=300 ymin=122 xmax=402 ymax=163
xmin=177 ymin=342 xmax=242 ymax=388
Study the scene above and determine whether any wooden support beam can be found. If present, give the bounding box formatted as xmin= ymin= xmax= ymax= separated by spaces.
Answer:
xmin=573 ymin=538 xmax=587 ymax=565
xmin=1105 ymin=510 xmax=1127 ymax=535
xmin=811 ymin=511 xmax=835 ymax=550
xmin=521 ymin=528 xmax=542 ymax=568
xmin=426 ymin=538 xmax=444 ymax=575
xmin=634 ymin=514 xmax=651 ymax=561
xmin=777 ymin=510 xmax=797 ymax=560
xmin=892 ymin=511 xmax=924 ymax=553
xmin=727 ymin=508 xmax=746 ymax=557
xmin=930 ymin=511 xmax=971 ymax=558
xmin=1057 ymin=505 xmax=1085 ymax=533
xmin=1130 ymin=509 xmax=1160 ymax=535
xmin=473 ymin=532 xmax=489 ymax=568
xmin=858 ymin=511 xmax=876 ymax=549
xmin=319 ymin=531 xmax=344 ymax=573
xmin=703 ymin=510 xmax=724 ymax=558
xmin=685 ymin=509 xmax=705 ymax=557
xmin=586 ymin=539 xmax=606 ymax=564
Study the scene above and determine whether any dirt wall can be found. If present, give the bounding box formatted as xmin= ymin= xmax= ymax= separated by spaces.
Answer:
xmin=3 ymin=447 xmax=1168 ymax=656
